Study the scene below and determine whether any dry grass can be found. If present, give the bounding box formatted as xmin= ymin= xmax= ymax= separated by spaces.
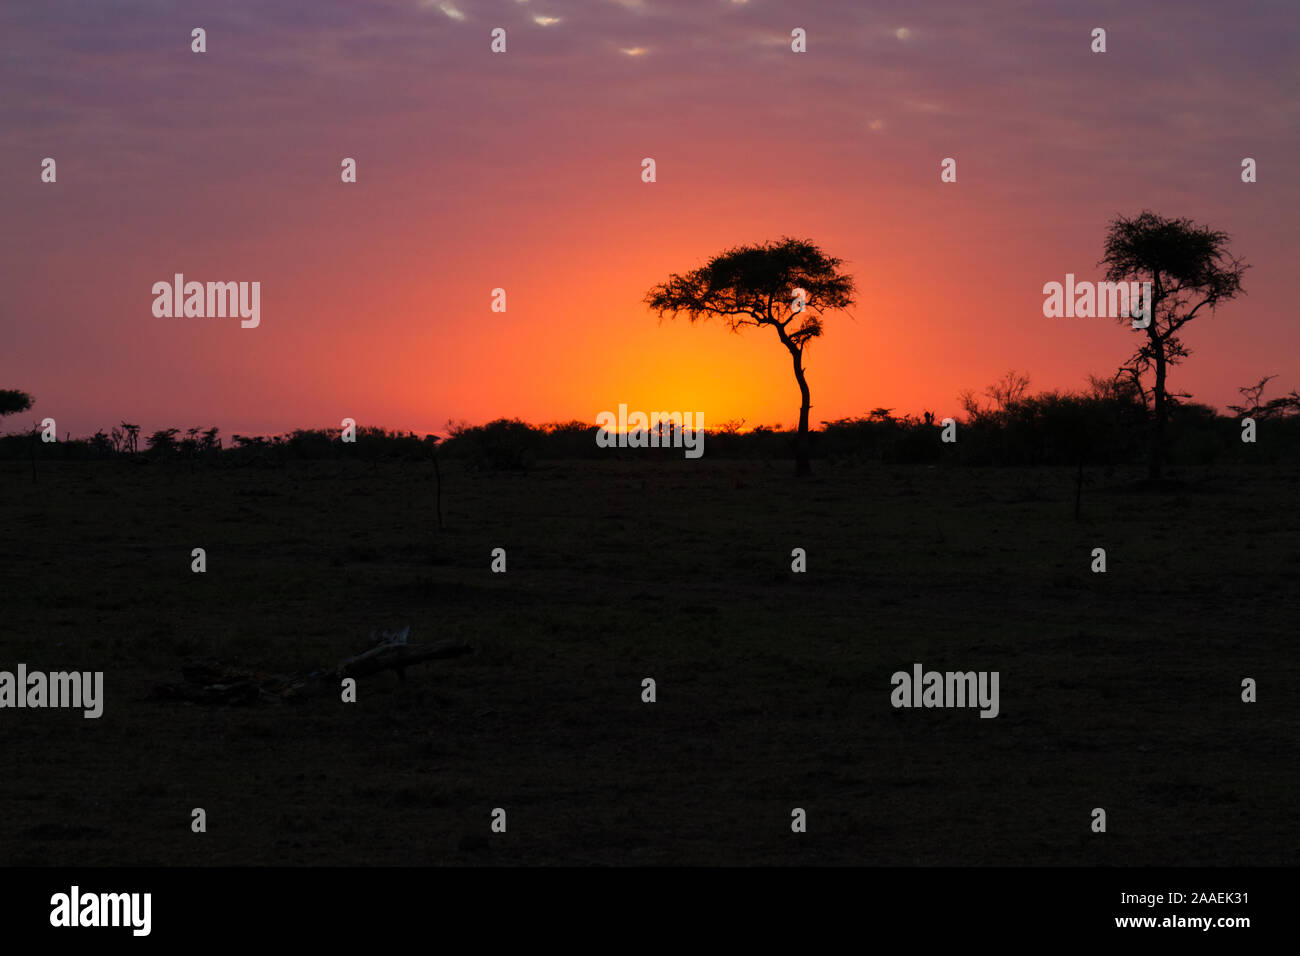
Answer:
xmin=1 ymin=457 xmax=1296 ymax=865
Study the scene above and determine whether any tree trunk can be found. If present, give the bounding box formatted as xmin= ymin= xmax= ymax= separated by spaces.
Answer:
xmin=432 ymin=452 xmax=443 ymax=529
xmin=1151 ymin=340 xmax=1166 ymax=480
xmin=787 ymin=342 xmax=812 ymax=476
xmin=1074 ymin=454 xmax=1084 ymax=521
xmin=1145 ymin=272 xmax=1166 ymax=481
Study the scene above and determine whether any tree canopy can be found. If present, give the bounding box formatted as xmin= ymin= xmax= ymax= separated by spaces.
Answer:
xmin=1 ymin=389 xmax=34 ymax=417
xmin=645 ymin=237 xmax=856 ymax=349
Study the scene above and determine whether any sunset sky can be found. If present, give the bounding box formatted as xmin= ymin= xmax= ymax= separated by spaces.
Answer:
xmin=2 ymin=0 xmax=1296 ymax=439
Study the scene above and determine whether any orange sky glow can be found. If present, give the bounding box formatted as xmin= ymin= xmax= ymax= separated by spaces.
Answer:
xmin=2 ymin=0 xmax=1295 ymax=439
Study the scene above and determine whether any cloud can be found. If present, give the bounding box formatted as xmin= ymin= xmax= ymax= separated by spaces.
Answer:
xmin=429 ymin=1 xmax=465 ymax=22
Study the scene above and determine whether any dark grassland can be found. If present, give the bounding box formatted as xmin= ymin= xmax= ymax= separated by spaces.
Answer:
xmin=2 ymin=458 xmax=1297 ymax=865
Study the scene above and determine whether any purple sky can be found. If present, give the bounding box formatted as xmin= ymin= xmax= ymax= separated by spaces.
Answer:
xmin=2 ymin=0 xmax=1297 ymax=438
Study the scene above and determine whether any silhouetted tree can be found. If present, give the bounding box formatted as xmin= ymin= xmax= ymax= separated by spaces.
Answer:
xmin=645 ymin=237 xmax=857 ymax=475
xmin=1100 ymin=211 xmax=1248 ymax=479
xmin=90 ymin=429 xmax=113 ymax=458
xmin=147 ymin=427 xmax=180 ymax=454
xmin=986 ymin=370 xmax=1031 ymax=414
xmin=26 ymin=419 xmax=40 ymax=483
xmin=1227 ymin=375 xmax=1300 ymax=421
xmin=1 ymin=389 xmax=33 ymax=419
xmin=120 ymin=422 xmax=140 ymax=454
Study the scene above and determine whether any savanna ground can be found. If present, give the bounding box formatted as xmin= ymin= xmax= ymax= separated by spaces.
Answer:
xmin=2 ymin=456 xmax=1297 ymax=865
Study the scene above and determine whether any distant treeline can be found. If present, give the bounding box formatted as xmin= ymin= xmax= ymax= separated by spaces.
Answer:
xmin=4 ymin=376 xmax=1299 ymax=469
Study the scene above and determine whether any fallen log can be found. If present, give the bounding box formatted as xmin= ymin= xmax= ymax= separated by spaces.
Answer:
xmin=151 ymin=631 xmax=472 ymax=705
xmin=336 ymin=640 xmax=473 ymax=680
xmin=151 ymin=678 xmax=268 ymax=705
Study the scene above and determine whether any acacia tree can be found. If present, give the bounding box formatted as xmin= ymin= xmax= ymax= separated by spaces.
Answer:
xmin=1100 ymin=211 xmax=1248 ymax=479
xmin=2 ymin=391 xmax=37 ymax=481
xmin=0 ymin=389 xmax=33 ymax=420
xmin=1227 ymin=375 xmax=1300 ymax=420
xmin=120 ymin=421 xmax=140 ymax=454
xmin=645 ymin=238 xmax=857 ymax=476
